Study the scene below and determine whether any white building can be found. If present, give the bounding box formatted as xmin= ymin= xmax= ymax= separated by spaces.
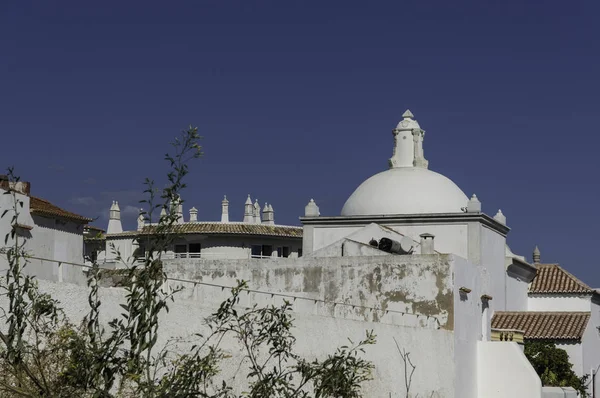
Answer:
xmin=493 ymin=247 xmax=600 ymax=397
xmin=3 ymin=110 xmax=593 ymax=397
xmin=0 ymin=175 xmax=91 ymax=280
xmin=92 ymin=195 xmax=302 ymax=266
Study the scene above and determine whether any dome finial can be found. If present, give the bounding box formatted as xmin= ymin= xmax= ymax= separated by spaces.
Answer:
xmin=533 ymin=246 xmax=541 ymax=264
xmin=402 ymin=109 xmax=414 ymax=119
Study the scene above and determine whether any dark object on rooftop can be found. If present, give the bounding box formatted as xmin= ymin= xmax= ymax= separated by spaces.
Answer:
xmin=378 ymin=237 xmax=413 ymax=255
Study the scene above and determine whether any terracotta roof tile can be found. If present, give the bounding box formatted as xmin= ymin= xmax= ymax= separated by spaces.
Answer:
xmin=30 ymin=196 xmax=92 ymax=224
xmin=492 ymin=311 xmax=590 ymax=341
xmin=108 ymin=222 xmax=303 ymax=239
xmin=529 ymin=264 xmax=594 ymax=294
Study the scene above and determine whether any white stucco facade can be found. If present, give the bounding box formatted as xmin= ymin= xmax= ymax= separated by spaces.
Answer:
xmin=0 ymin=182 xmax=89 ymax=279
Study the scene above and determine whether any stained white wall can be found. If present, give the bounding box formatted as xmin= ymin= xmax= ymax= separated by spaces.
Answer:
xmin=13 ymin=254 xmax=463 ymax=397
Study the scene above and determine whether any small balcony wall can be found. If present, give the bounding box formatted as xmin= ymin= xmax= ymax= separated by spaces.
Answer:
xmin=478 ymin=340 xmax=542 ymax=398
xmin=491 ymin=328 xmax=525 ymax=350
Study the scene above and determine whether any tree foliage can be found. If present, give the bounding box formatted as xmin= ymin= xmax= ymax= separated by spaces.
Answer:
xmin=524 ymin=341 xmax=589 ymax=397
xmin=0 ymin=126 xmax=376 ymax=397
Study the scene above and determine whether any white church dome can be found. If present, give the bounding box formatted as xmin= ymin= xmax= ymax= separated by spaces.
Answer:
xmin=341 ymin=167 xmax=468 ymax=216
xmin=341 ymin=110 xmax=468 ymax=216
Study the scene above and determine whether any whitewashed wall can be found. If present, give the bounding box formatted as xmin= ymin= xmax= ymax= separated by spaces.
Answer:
xmin=505 ymin=274 xmax=529 ymax=311
xmin=528 ymin=295 xmax=592 ymax=312
xmin=308 ymin=223 xmax=468 ymax=258
xmin=478 ymin=341 xmax=542 ymax=398
xmin=582 ymin=299 xmax=600 ymax=397
xmin=0 ymin=188 xmax=85 ymax=278
xmin=8 ymin=254 xmax=464 ymax=397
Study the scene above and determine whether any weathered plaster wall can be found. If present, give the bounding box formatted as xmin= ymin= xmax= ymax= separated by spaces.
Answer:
xmin=164 ymin=255 xmax=454 ymax=330
xmin=12 ymin=254 xmax=461 ymax=397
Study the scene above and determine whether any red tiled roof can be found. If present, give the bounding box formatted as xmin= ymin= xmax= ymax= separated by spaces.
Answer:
xmin=492 ymin=311 xmax=590 ymax=341
xmin=529 ymin=264 xmax=595 ymax=294
xmin=108 ymin=222 xmax=303 ymax=239
xmin=30 ymin=196 xmax=92 ymax=224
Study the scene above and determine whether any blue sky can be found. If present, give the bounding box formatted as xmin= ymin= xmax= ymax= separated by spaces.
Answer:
xmin=1 ymin=1 xmax=599 ymax=284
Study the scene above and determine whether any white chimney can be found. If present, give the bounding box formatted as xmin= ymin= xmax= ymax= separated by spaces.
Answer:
xmin=107 ymin=201 xmax=123 ymax=234
xmin=304 ymin=199 xmax=320 ymax=217
xmin=221 ymin=195 xmax=229 ymax=223
xmin=243 ymin=195 xmax=254 ymax=223
xmin=420 ymin=233 xmax=435 ymax=254
xmin=137 ymin=209 xmax=145 ymax=231
xmin=253 ymin=199 xmax=261 ymax=224
xmin=189 ymin=207 xmax=198 ymax=222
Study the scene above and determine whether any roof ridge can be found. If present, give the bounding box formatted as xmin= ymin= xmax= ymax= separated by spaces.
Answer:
xmin=30 ymin=195 xmax=51 ymax=204
xmin=491 ymin=311 xmax=591 ymax=341
xmin=529 ymin=263 xmax=594 ymax=294
xmin=555 ymin=264 xmax=592 ymax=291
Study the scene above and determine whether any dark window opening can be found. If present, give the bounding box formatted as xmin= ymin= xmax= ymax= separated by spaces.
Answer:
xmin=298 ymin=249 xmax=303 ymax=257
xmin=174 ymin=244 xmax=187 ymax=258
xmin=262 ymin=245 xmax=273 ymax=257
xmin=189 ymin=243 xmax=201 ymax=258
xmin=251 ymin=245 xmax=262 ymax=258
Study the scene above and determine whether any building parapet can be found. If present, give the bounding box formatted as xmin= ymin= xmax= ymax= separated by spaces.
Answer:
xmin=491 ymin=328 xmax=525 ymax=344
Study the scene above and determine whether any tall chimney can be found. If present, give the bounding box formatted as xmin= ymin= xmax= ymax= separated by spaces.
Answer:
xmin=533 ymin=246 xmax=541 ymax=264
xmin=189 ymin=207 xmax=198 ymax=222
xmin=137 ymin=209 xmax=145 ymax=231
xmin=176 ymin=196 xmax=184 ymax=224
xmin=243 ymin=195 xmax=254 ymax=223
xmin=262 ymin=203 xmax=275 ymax=225
xmin=253 ymin=199 xmax=261 ymax=224
xmin=304 ymin=199 xmax=320 ymax=217
xmin=107 ymin=201 xmax=123 ymax=234
xmin=420 ymin=233 xmax=435 ymax=254
xmin=268 ymin=204 xmax=275 ymax=225
xmin=221 ymin=195 xmax=229 ymax=223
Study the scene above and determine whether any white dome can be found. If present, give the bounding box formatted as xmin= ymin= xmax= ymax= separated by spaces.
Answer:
xmin=341 ymin=167 xmax=468 ymax=216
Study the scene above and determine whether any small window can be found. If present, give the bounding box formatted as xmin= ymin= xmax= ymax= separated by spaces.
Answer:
xmin=262 ymin=245 xmax=273 ymax=257
xmin=174 ymin=244 xmax=187 ymax=259
xmin=282 ymin=247 xmax=290 ymax=258
xmin=189 ymin=243 xmax=201 ymax=258
xmin=251 ymin=245 xmax=262 ymax=258
xmin=298 ymin=249 xmax=303 ymax=258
